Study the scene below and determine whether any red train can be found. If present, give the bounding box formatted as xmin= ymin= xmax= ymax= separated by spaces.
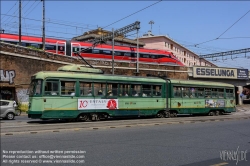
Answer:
xmin=0 ymin=33 xmax=184 ymax=66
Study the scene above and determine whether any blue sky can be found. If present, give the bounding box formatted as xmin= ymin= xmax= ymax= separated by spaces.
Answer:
xmin=1 ymin=1 xmax=250 ymax=69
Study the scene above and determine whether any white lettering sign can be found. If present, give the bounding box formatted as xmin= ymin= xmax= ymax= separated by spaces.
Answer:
xmin=78 ymin=99 xmax=119 ymax=110
xmin=0 ymin=70 xmax=16 ymax=84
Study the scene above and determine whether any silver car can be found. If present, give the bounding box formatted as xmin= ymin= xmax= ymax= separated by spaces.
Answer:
xmin=0 ymin=100 xmax=20 ymax=120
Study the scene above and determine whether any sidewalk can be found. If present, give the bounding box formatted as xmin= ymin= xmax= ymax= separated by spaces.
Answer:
xmin=236 ymin=104 xmax=250 ymax=112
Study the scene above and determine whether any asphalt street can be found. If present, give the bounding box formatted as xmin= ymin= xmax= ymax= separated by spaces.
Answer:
xmin=1 ymin=116 xmax=249 ymax=166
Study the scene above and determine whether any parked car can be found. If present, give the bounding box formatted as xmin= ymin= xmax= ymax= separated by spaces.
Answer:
xmin=0 ymin=100 xmax=21 ymax=120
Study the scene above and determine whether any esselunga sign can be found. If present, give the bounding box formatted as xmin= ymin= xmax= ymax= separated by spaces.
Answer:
xmin=193 ymin=67 xmax=249 ymax=79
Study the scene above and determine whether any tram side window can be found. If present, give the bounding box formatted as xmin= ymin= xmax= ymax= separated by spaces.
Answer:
xmin=131 ymin=84 xmax=141 ymax=97
xmin=93 ymin=83 xmax=105 ymax=96
xmin=211 ymin=88 xmax=218 ymax=98
xmin=35 ymin=80 xmax=42 ymax=95
xmin=182 ymin=87 xmax=189 ymax=98
xmin=44 ymin=80 xmax=59 ymax=96
xmin=80 ymin=82 xmax=92 ymax=96
xmin=142 ymin=85 xmax=151 ymax=97
xmin=153 ymin=85 xmax=162 ymax=97
xmin=107 ymin=83 xmax=118 ymax=96
xmin=190 ymin=87 xmax=197 ymax=98
xmin=218 ymin=88 xmax=224 ymax=98
xmin=119 ymin=84 xmax=130 ymax=97
xmin=226 ymin=89 xmax=234 ymax=98
xmin=205 ymin=88 xmax=211 ymax=98
xmin=61 ymin=81 xmax=76 ymax=96
xmin=173 ymin=86 xmax=182 ymax=98
xmin=197 ymin=88 xmax=204 ymax=98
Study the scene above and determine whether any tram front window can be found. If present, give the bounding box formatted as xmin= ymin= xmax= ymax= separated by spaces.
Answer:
xmin=28 ymin=79 xmax=42 ymax=96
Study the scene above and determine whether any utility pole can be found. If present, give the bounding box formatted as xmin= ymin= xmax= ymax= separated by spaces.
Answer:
xmin=41 ymin=0 xmax=45 ymax=50
xmin=136 ymin=28 xmax=139 ymax=74
xmin=112 ymin=28 xmax=114 ymax=75
xmin=19 ymin=0 xmax=21 ymax=45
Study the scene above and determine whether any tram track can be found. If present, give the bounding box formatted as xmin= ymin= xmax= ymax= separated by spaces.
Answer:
xmin=1 ymin=114 xmax=250 ymax=136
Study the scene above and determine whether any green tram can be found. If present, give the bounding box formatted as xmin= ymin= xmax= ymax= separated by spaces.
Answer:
xmin=27 ymin=64 xmax=236 ymax=121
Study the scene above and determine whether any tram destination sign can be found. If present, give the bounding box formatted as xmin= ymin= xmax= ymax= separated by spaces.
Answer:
xmin=193 ymin=67 xmax=249 ymax=80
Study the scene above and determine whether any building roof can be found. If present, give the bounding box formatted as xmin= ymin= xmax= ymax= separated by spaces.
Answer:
xmin=72 ymin=28 xmax=145 ymax=46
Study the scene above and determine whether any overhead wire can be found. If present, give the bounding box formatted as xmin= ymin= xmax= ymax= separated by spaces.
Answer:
xmin=191 ymin=9 xmax=250 ymax=47
xmin=102 ymin=0 xmax=162 ymax=29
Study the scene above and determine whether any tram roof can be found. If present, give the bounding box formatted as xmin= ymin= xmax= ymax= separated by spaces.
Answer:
xmin=170 ymin=79 xmax=234 ymax=87
xmin=33 ymin=71 xmax=166 ymax=83
xmin=33 ymin=71 xmax=234 ymax=87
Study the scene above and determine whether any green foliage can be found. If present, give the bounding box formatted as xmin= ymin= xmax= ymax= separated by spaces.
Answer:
xmin=27 ymin=46 xmax=42 ymax=50
xmin=18 ymin=102 xmax=29 ymax=112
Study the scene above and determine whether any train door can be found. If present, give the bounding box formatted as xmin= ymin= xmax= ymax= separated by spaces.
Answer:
xmin=56 ymin=41 xmax=66 ymax=55
xmin=71 ymin=43 xmax=81 ymax=57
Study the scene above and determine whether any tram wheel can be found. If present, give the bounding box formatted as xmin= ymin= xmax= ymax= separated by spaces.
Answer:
xmin=164 ymin=111 xmax=170 ymax=118
xmin=215 ymin=111 xmax=220 ymax=116
xmin=156 ymin=112 xmax=164 ymax=118
xmin=173 ymin=112 xmax=177 ymax=117
xmin=91 ymin=114 xmax=100 ymax=121
xmin=78 ymin=114 xmax=89 ymax=121
xmin=208 ymin=111 xmax=214 ymax=116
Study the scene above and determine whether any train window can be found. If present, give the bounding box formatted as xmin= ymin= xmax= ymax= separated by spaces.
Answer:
xmin=131 ymin=84 xmax=141 ymax=97
xmin=21 ymin=42 xmax=27 ymax=46
xmin=119 ymin=84 xmax=130 ymax=97
xmin=60 ymin=81 xmax=76 ymax=96
xmin=45 ymin=45 xmax=55 ymax=50
xmin=102 ymin=50 xmax=111 ymax=55
xmin=92 ymin=49 xmax=100 ymax=54
xmin=80 ymin=82 xmax=92 ymax=96
xmin=141 ymin=54 xmax=150 ymax=58
xmin=30 ymin=43 xmax=40 ymax=49
xmin=107 ymin=83 xmax=118 ymax=96
xmin=81 ymin=48 xmax=92 ymax=53
xmin=58 ymin=46 xmax=65 ymax=51
xmin=124 ymin=52 xmax=131 ymax=57
xmin=93 ymin=83 xmax=105 ymax=96
xmin=151 ymin=55 xmax=157 ymax=59
xmin=173 ymin=86 xmax=181 ymax=98
xmin=142 ymin=84 xmax=151 ymax=97
xmin=72 ymin=47 xmax=80 ymax=53
xmin=218 ymin=88 xmax=224 ymax=98
xmin=114 ymin=51 xmax=122 ymax=56
xmin=44 ymin=80 xmax=59 ymax=96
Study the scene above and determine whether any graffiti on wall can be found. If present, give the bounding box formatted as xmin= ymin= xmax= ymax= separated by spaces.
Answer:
xmin=0 ymin=69 xmax=16 ymax=84
xmin=16 ymin=89 xmax=29 ymax=102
